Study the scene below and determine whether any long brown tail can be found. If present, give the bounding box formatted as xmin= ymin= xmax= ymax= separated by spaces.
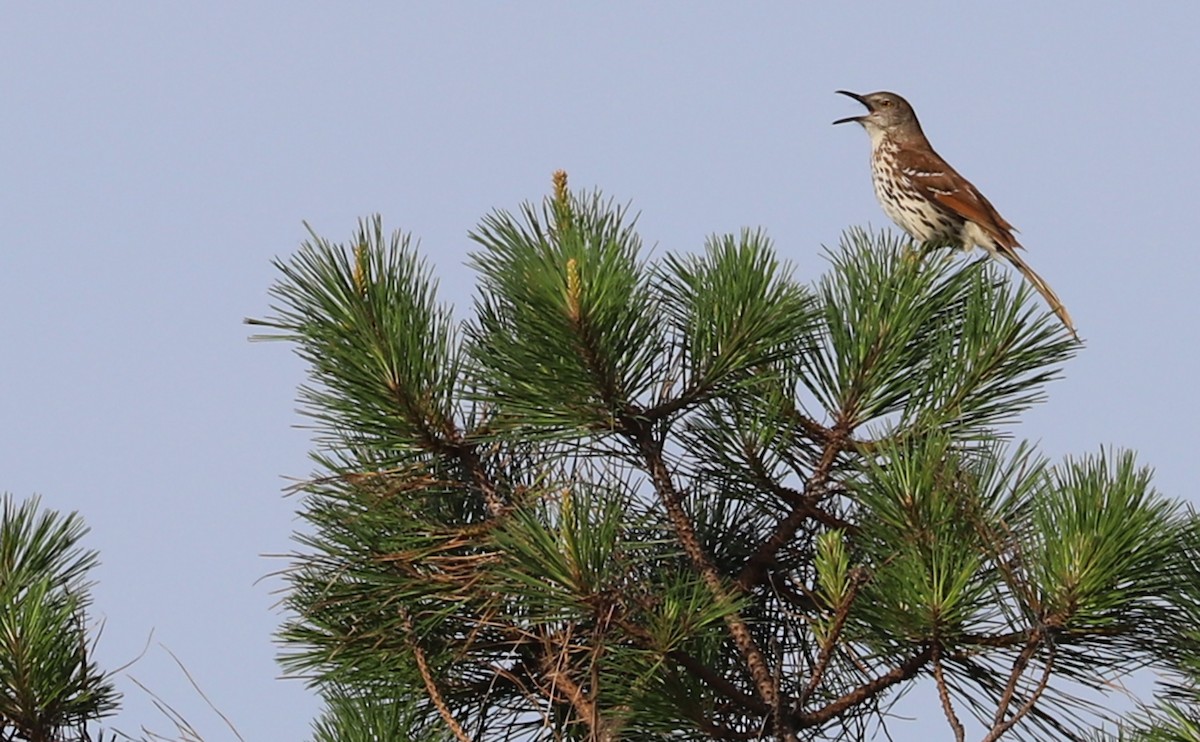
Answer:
xmin=1000 ymin=250 xmax=1079 ymax=341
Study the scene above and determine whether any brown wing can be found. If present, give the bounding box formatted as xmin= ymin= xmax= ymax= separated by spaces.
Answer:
xmin=899 ymin=148 xmax=1021 ymax=251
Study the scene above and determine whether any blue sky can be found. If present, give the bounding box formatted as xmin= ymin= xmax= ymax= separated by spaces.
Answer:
xmin=3 ymin=3 xmax=1198 ymax=739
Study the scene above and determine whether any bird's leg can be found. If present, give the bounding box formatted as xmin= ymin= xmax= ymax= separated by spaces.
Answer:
xmin=920 ymin=238 xmax=957 ymax=257
xmin=905 ymin=239 xmax=949 ymax=262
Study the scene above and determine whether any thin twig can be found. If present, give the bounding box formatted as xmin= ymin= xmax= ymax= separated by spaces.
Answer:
xmin=768 ymin=482 xmax=857 ymax=531
xmin=616 ymin=612 xmax=768 ymax=714
xmin=793 ymin=646 xmax=932 ymax=728
xmin=117 ymin=674 xmax=203 ymax=741
xmin=982 ymin=645 xmax=1056 ymax=742
xmin=736 ymin=421 xmax=850 ymax=592
xmin=538 ymin=648 xmax=607 ymax=741
xmin=932 ymin=643 xmax=965 ymax=742
xmin=989 ymin=631 xmax=1042 ymax=730
xmin=159 ymin=644 xmax=246 ymax=742
xmin=401 ymin=610 xmax=472 ymax=742
xmin=799 ymin=570 xmax=863 ymax=707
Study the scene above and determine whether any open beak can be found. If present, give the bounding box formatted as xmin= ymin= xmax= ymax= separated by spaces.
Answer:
xmin=833 ymin=90 xmax=870 ymax=125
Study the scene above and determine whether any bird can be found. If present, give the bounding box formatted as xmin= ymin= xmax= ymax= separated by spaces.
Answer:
xmin=833 ymin=90 xmax=1078 ymax=340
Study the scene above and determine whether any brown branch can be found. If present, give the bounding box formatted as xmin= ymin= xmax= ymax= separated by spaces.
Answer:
xmin=793 ymin=646 xmax=932 ymax=728
xmin=983 ymin=641 xmax=1055 ymax=742
xmin=774 ymin=399 xmax=888 ymax=464
xmin=401 ymin=610 xmax=472 ymax=742
xmin=735 ymin=498 xmax=853 ymax=593
xmin=537 ymin=643 xmax=603 ymax=740
xmin=616 ymin=615 xmax=776 ymax=737
xmin=766 ymin=570 xmax=821 ymax=615
xmin=613 ymin=610 xmax=770 ymax=717
xmin=670 ymin=649 xmax=770 ymax=714
xmin=646 ymin=632 xmax=768 ymax=714
xmin=373 ymin=358 xmax=508 ymax=518
xmin=960 ymin=630 xmax=1029 ymax=649
xmin=737 ymin=506 xmax=813 ymax=593
xmin=564 ymin=265 xmax=629 ymax=428
xmin=630 ymin=425 xmax=795 ymax=739
xmin=533 ymin=624 xmax=634 ymax=742
xmin=787 ymin=408 xmax=837 ymax=443
xmin=799 ymin=570 xmax=864 ymax=707
xmin=454 ymin=441 xmax=506 ymax=518
xmin=739 ymin=415 xmax=854 ymax=530
xmin=737 ymin=423 xmax=851 ymax=592
xmin=640 ymin=379 xmax=715 ymax=422
xmin=769 ymin=483 xmax=857 ymax=531
xmin=960 ymin=624 xmax=1121 ymax=649
xmin=989 ymin=631 xmax=1042 ymax=730
xmin=932 ymin=643 xmax=965 ymax=742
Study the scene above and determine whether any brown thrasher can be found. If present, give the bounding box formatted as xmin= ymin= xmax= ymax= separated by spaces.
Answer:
xmin=834 ymin=90 xmax=1078 ymax=340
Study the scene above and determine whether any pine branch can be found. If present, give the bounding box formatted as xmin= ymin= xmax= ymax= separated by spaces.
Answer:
xmin=933 ymin=643 xmax=966 ymax=742
xmin=630 ymin=422 xmax=793 ymax=737
xmin=982 ymin=644 xmax=1057 ymax=742
xmin=736 ymin=419 xmax=852 ymax=592
xmin=401 ymin=609 xmax=472 ymax=742
xmin=792 ymin=647 xmax=932 ymax=728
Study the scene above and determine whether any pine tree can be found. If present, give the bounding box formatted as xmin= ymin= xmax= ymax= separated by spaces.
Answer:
xmin=256 ymin=173 xmax=1199 ymax=741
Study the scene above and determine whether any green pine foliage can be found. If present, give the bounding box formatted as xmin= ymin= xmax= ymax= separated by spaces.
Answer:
xmin=1090 ymin=516 xmax=1200 ymax=742
xmin=0 ymin=495 xmax=118 ymax=741
xmin=257 ymin=178 xmax=1198 ymax=741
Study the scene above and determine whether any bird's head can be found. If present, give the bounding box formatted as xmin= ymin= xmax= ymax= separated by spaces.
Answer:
xmin=833 ymin=91 xmax=921 ymax=141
